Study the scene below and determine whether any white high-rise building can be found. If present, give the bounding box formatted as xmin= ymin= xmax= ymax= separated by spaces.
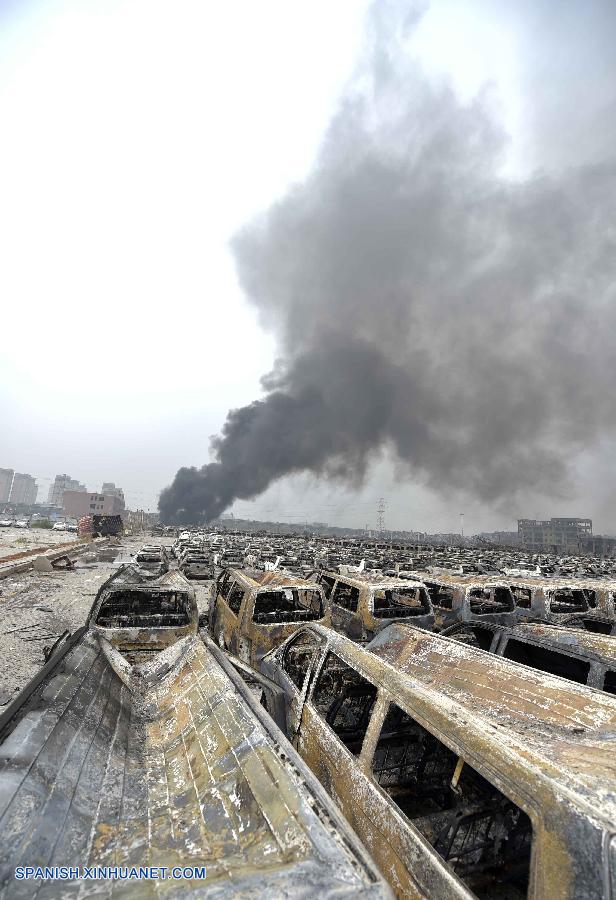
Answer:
xmin=48 ymin=474 xmax=87 ymax=507
xmin=0 ymin=468 xmax=14 ymax=503
xmin=9 ymin=473 xmax=38 ymax=505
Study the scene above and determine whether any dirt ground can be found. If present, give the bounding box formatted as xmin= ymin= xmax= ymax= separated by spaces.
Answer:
xmin=0 ymin=526 xmax=81 ymax=560
xmin=0 ymin=536 xmax=213 ymax=708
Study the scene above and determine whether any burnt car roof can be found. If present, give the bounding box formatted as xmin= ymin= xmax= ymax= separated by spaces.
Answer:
xmin=321 ymin=570 xmax=427 ymax=590
xmin=0 ymin=631 xmax=388 ymax=897
xmin=507 ymin=575 xmax=616 ymax=591
xmin=291 ymin=622 xmax=616 ymax=828
xmin=94 ymin=564 xmax=195 ymax=594
xmin=227 ymin=567 xmax=324 ymax=592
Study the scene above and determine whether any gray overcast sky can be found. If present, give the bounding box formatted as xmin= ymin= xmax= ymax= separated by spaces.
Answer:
xmin=2 ymin=1 xmax=615 ymax=533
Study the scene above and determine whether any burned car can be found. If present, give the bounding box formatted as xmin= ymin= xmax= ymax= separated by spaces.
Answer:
xmin=254 ymin=622 xmax=616 ymax=899
xmin=210 ymin=567 xmax=330 ymax=665
xmin=406 ymin=572 xmax=517 ymax=630
xmin=314 ymin=571 xmax=434 ymax=641
xmin=0 ymin=571 xmax=390 ymax=898
xmin=133 ymin=544 xmax=169 ymax=577
xmin=179 ymin=551 xmax=214 ymax=581
xmin=89 ymin=564 xmax=198 ymax=658
xmin=507 ymin=577 xmax=616 ymax=634
xmin=445 ymin=620 xmax=616 ymax=694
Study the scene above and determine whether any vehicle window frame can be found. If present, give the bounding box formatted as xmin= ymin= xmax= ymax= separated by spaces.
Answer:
xmin=331 ymin=580 xmax=360 ymax=613
xmin=426 ymin=581 xmax=456 ymax=611
xmin=603 ymin=668 xmax=616 ymax=694
xmin=218 ymin=570 xmax=232 ymax=599
xmin=251 ymin=586 xmax=324 ymax=626
xmin=451 ymin=623 xmax=500 ymax=652
xmin=307 ymin=649 xmax=377 ymax=757
xmin=548 ymin=588 xmax=588 ymax=615
xmin=467 ymin=585 xmax=514 ymax=615
xmin=511 ymin=586 xmax=533 ymax=610
xmin=501 ymin=636 xmax=591 ymax=686
xmin=320 ymin=574 xmax=337 ymax=600
xmin=370 ymin=585 xmax=432 ymax=618
xmin=280 ymin=628 xmax=325 ymax=695
xmin=225 ymin=580 xmax=245 ymax=617
xmin=363 ymin=692 xmax=536 ymax=897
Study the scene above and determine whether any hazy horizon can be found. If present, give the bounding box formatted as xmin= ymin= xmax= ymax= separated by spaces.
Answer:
xmin=3 ymin=0 xmax=616 ymax=534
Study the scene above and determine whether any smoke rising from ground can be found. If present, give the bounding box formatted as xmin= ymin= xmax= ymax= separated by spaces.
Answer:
xmin=159 ymin=0 xmax=616 ymax=525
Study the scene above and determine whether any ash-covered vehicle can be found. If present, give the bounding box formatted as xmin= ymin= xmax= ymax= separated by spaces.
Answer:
xmin=210 ymin=567 xmax=330 ymax=665
xmin=250 ymin=622 xmax=616 ymax=899
xmin=133 ymin=544 xmax=169 ymax=577
xmin=174 ymin=538 xmax=204 ymax=561
xmin=218 ymin=548 xmax=246 ymax=568
xmin=179 ymin=550 xmax=214 ymax=580
xmin=0 ymin=567 xmax=390 ymax=899
xmin=410 ymin=571 xmax=616 ymax=635
xmin=507 ymin=577 xmax=616 ymax=635
xmin=89 ymin=564 xmax=198 ymax=657
xmin=406 ymin=573 xmax=518 ymax=630
xmin=314 ymin=571 xmax=434 ymax=641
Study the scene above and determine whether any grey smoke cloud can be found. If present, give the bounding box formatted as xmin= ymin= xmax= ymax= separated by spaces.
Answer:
xmin=159 ymin=0 xmax=616 ymax=525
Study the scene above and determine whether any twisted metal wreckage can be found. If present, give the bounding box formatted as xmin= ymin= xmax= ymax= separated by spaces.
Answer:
xmin=0 ymin=566 xmax=388 ymax=898
xmin=0 ymin=553 xmax=615 ymax=898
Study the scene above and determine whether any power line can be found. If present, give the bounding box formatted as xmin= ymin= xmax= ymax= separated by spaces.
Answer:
xmin=377 ymin=498 xmax=387 ymax=534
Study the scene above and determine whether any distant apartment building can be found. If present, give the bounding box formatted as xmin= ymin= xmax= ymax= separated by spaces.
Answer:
xmin=101 ymin=482 xmax=125 ymax=502
xmin=48 ymin=474 xmax=87 ymax=507
xmin=63 ymin=490 xmax=125 ymax=519
xmin=518 ymin=518 xmax=593 ymax=554
xmin=8 ymin=473 xmax=37 ymax=506
xmin=0 ymin=469 xmax=14 ymax=503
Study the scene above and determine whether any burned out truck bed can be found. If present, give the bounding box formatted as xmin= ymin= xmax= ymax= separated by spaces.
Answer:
xmin=0 ymin=575 xmax=390 ymax=898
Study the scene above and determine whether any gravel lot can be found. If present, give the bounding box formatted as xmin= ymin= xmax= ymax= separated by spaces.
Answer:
xmin=0 ymin=526 xmax=81 ymax=560
xmin=0 ymin=537 xmax=213 ymax=708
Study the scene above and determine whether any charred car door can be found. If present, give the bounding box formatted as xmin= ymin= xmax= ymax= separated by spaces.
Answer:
xmin=265 ymin=628 xmax=326 ymax=739
xmin=330 ymin=581 xmax=362 ymax=639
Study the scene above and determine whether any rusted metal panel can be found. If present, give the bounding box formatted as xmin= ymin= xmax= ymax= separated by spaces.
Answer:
xmin=258 ymin=622 xmax=616 ymax=898
xmin=0 ymin=629 xmax=390 ymax=897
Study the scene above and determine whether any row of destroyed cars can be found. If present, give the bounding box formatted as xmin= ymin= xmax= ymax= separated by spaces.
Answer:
xmin=210 ymin=566 xmax=616 ymax=670
xmin=161 ymin=526 xmax=616 ymax=581
xmin=0 ymin=543 xmax=614 ymax=897
xmin=132 ymin=541 xmax=214 ymax=580
xmin=205 ymin=562 xmax=616 ymax=897
xmin=0 ymin=562 xmax=385 ymax=898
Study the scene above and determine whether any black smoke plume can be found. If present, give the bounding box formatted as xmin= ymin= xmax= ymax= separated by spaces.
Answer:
xmin=159 ymin=0 xmax=616 ymax=525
